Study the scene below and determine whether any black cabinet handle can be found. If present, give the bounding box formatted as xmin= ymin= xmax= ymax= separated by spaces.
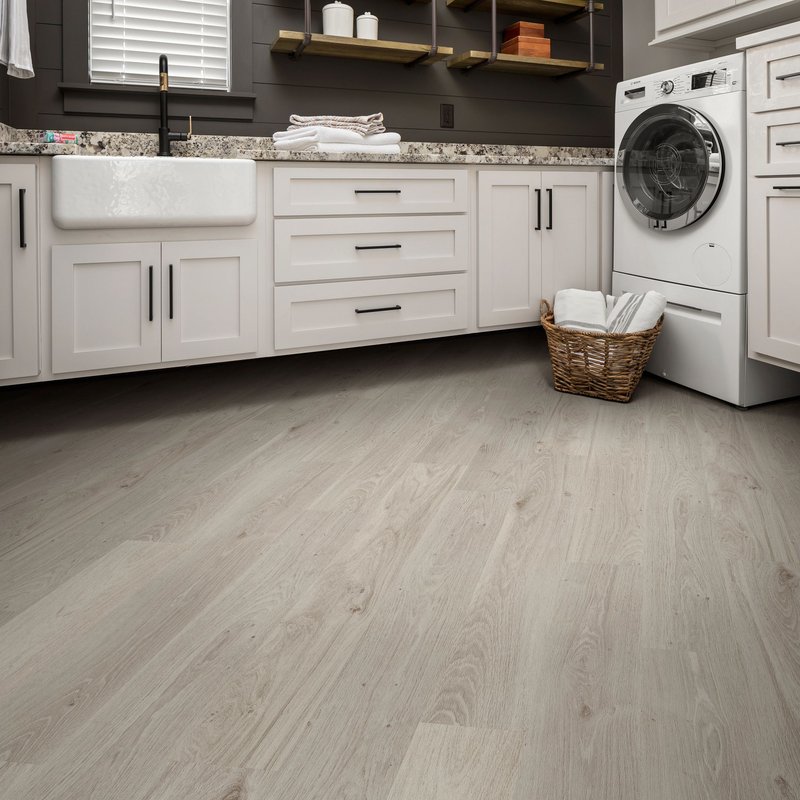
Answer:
xmin=19 ymin=188 xmax=26 ymax=249
xmin=546 ymin=188 xmax=553 ymax=230
xmin=535 ymin=188 xmax=541 ymax=231
xmin=354 ymin=243 xmax=402 ymax=251
xmin=148 ymin=266 xmax=154 ymax=322
xmin=774 ymin=186 xmax=800 ymax=190
xmin=355 ymin=304 xmax=402 ymax=314
xmin=168 ymin=263 xmax=174 ymax=320
xmin=354 ymin=189 xmax=402 ymax=194
xmin=776 ymin=71 xmax=800 ymax=81
xmin=776 ymin=140 xmax=800 ymax=147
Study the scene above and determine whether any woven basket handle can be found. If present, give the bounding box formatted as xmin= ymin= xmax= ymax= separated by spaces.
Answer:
xmin=540 ymin=299 xmax=553 ymax=318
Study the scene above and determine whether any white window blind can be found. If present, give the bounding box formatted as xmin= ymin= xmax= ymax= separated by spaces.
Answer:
xmin=89 ymin=0 xmax=230 ymax=90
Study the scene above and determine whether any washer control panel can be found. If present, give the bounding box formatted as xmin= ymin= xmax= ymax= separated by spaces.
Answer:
xmin=617 ymin=55 xmax=744 ymax=109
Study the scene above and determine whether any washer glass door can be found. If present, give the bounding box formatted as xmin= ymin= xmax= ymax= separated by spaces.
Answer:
xmin=617 ymin=104 xmax=724 ymax=231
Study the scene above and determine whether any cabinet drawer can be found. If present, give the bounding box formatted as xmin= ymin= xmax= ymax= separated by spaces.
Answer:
xmin=749 ymin=107 xmax=800 ymax=174
xmin=273 ymin=168 xmax=468 ymax=216
xmin=274 ymin=274 xmax=468 ymax=350
xmin=274 ymin=215 xmax=469 ymax=283
xmin=748 ymin=35 xmax=800 ymax=113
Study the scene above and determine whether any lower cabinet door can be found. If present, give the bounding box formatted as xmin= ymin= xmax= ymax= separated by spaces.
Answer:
xmin=161 ymin=239 xmax=258 ymax=363
xmin=0 ymin=164 xmax=39 ymax=380
xmin=541 ymin=171 xmax=600 ymax=302
xmin=748 ymin=180 xmax=800 ymax=369
xmin=477 ymin=171 xmax=542 ymax=327
xmin=274 ymin=274 xmax=468 ymax=350
xmin=51 ymin=242 xmax=162 ymax=373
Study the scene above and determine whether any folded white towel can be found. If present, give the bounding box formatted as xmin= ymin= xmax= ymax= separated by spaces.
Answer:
xmin=0 ymin=0 xmax=35 ymax=78
xmin=288 ymin=113 xmax=385 ymax=135
xmin=606 ymin=291 xmax=666 ymax=334
xmin=273 ymin=127 xmax=401 ymax=146
xmin=272 ymin=139 xmax=400 ymax=154
xmin=554 ymin=289 xmax=608 ymax=333
xmin=315 ymin=143 xmax=400 ymax=154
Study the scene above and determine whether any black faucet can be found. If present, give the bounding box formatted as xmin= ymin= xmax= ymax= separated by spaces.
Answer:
xmin=158 ymin=54 xmax=191 ymax=157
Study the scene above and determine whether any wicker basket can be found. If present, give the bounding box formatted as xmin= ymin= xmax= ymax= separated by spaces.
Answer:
xmin=540 ymin=299 xmax=663 ymax=403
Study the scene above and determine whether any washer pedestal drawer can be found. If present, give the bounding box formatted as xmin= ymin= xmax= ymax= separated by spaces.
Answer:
xmin=274 ymin=274 xmax=469 ymax=350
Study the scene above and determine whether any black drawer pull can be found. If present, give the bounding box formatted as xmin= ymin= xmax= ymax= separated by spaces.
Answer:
xmin=354 ymin=244 xmax=402 ymax=251
xmin=148 ymin=266 xmax=154 ymax=322
xmin=19 ymin=188 xmax=27 ymax=249
xmin=355 ymin=304 xmax=402 ymax=314
xmin=546 ymin=188 xmax=553 ymax=230
xmin=354 ymin=189 xmax=402 ymax=194
xmin=535 ymin=188 xmax=541 ymax=231
xmin=776 ymin=71 xmax=800 ymax=81
xmin=776 ymin=140 xmax=800 ymax=147
xmin=774 ymin=185 xmax=800 ymax=190
xmin=168 ymin=263 xmax=174 ymax=320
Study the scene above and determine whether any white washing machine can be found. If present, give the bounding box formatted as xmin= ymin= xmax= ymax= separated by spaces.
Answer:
xmin=613 ymin=54 xmax=800 ymax=406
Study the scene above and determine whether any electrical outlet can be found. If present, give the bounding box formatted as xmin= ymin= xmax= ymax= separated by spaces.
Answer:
xmin=440 ymin=103 xmax=454 ymax=129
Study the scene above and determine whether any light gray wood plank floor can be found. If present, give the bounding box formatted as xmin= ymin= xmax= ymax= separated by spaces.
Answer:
xmin=1 ymin=329 xmax=799 ymax=800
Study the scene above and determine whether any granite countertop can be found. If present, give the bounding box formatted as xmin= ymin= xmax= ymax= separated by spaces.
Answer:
xmin=0 ymin=124 xmax=614 ymax=166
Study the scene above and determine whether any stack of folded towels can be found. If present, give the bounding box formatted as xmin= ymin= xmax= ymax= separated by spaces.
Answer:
xmin=272 ymin=113 xmax=401 ymax=154
xmin=554 ymin=288 xmax=666 ymax=334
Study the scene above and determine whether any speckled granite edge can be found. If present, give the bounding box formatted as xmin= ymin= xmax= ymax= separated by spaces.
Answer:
xmin=0 ymin=126 xmax=614 ymax=166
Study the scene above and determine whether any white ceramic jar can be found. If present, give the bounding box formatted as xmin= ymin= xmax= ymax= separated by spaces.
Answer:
xmin=356 ymin=12 xmax=378 ymax=40
xmin=323 ymin=1 xmax=354 ymax=37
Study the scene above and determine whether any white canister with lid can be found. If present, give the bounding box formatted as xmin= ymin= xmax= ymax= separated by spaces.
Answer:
xmin=323 ymin=1 xmax=354 ymax=37
xmin=356 ymin=12 xmax=378 ymax=40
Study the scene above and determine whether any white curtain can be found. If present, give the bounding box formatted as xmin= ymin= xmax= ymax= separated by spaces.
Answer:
xmin=0 ymin=0 xmax=35 ymax=79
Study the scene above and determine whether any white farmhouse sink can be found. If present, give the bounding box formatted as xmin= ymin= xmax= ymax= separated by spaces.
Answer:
xmin=52 ymin=156 xmax=257 ymax=229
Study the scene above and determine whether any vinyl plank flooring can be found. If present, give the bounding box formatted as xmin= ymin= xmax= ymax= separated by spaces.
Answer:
xmin=638 ymin=647 xmax=763 ymax=800
xmin=386 ymin=723 xmax=523 ymax=800
xmin=254 ymin=487 xmax=507 ymax=798
xmin=1 ymin=330 xmax=799 ymax=800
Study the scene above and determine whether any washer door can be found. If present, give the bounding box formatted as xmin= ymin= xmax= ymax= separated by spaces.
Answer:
xmin=617 ymin=104 xmax=724 ymax=231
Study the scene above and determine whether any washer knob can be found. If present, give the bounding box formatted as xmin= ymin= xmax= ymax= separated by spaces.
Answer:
xmin=661 ymin=80 xmax=675 ymax=94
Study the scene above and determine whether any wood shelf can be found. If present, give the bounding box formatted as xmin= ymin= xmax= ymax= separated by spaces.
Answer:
xmin=445 ymin=0 xmax=602 ymax=17
xmin=447 ymin=50 xmax=601 ymax=75
xmin=271 ymin=31 xmax=453 ymax=64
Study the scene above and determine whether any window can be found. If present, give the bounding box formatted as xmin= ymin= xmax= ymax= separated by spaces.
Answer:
xmin=89 ymin=0 xmax=230 ymax=91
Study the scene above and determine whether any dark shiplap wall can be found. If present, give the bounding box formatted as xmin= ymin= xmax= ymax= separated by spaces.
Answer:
xmin=3 ymin=0 xmax=622 ymax=146
xmin=0 ymin=73 xmax=8 ymax=125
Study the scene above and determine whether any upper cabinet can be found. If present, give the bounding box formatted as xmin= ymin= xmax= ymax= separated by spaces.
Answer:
xmin=652 ymin=0 xmax=800 ymax=47
xmin=655 ymin=0 xmax=734 ymax=32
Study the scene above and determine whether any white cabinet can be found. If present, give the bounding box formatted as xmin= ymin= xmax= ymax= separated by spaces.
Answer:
xmin=274 ymin=216 xmax=469 ymax=283
xmin=161 ymin=240 xmax=257 ymax=362
xmin=273 ymin=166 xmax=470 ymax=352
xmin=52 ymin=239 xmax=257 ymax=374
xmin=275 ymin=275 xmax=469 ymax=350
xmin=52 ymin=243 xmax=161 ymax=373
xmin=0 ymin=164 xmax=39 ymax=380
xmin=744 ymin=26 xmax=800 ymax=371
xmin=273 ymin=168 xmax=468 ymax=216
xmin=654 ymin=0 xmax=800 ymax=46
xmin=655 ymin=0 xmax=734 ymax=32
xmin=477 ymin=170 xmax=600 ymax=328
xmin=747 ymin=181 xmax=800 ymax=370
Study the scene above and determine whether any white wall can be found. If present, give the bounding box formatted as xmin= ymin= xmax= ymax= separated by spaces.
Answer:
xmin=622 ymin=0 xmax=709 ymax=78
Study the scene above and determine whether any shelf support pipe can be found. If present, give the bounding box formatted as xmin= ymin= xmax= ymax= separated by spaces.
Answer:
xmin=554 ymin=0 xmax=596 ymax=78
xmin=407 ymin=0 xmax=440 ymax=66
xmin=586 ymin=0 xmax=595 ymax=71
xmin=461 ymin=0 xmax=496 ymax=71
xmin=291 ymin=0 xmax=312 ymax=59
xmin=487 ymin=0 xmax=498 ymax=66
